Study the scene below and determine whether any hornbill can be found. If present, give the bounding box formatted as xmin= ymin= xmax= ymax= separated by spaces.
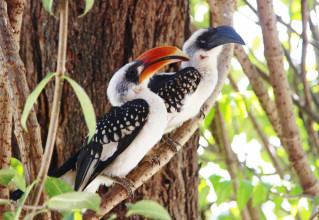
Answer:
xmin=148 ymin=26 xmax=245 ymax=132
xmin=10 ymin=46 xmax=189 ymax=200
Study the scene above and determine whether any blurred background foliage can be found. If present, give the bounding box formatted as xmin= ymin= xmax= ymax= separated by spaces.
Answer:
xmin=192 ymin=0 xmax=319 ymax=219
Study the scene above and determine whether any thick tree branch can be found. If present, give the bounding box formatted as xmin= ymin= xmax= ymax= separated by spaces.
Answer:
xmin=0 ymin=0 xmax=24 ymax=213
xmin=0 ymin=64 xmax=12 ymax=214
xmin=257 ymin=0 xmax=319 ymax=196
xmin=249 ymin=61 xmax=319 ymax=125
xmin=0 ymin=0 xmax=43 ymax=186
xmin=234 ymin=45 xmax=282 ymax=137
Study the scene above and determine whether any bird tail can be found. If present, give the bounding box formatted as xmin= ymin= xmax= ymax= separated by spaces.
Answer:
xmin=10 ymin=149 xmax=81 ymax=200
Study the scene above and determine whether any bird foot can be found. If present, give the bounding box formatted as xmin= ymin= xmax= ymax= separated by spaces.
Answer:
xmin=199 ymin=108 xmax=206 ymax=118
xmin=143 ymin=153 xmax=161 ymax=167
xmin=162 ymin=136 xmax=180 ymax=155
xmin=105 ymin=175 xmax=135 ymax=198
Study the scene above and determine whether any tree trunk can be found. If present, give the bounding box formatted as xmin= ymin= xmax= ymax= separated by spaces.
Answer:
xmin=20 ymin=0 xmax=200 ymax=219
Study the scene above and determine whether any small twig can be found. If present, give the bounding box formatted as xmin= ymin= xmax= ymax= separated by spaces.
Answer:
xmin=0 ymin=199 xmax=46 ymax=210
xmin=32 ymin=0 xmax=69 ymax=208
xmin=301 ymin=0 xmax=312 ymax=106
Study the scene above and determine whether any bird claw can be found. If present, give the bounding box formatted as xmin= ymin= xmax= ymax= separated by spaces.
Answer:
xmin=199 ymin=108 xmax=206 ymax=118
xmin=106 ymin=175 xmax=135 ymax=198
xmin=162 ymin=136 xmax=180 ymax=155
xmin=143 ymin=153 xmax=161 ymax=166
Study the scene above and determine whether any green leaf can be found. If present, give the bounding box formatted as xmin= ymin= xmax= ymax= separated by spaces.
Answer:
xmin=252 ymin=182 xmax=271 ymax=207
xmin=21 ymin=72 xmax=56 ymax=131
xmin=62 ymin=212 xmax=75 ymax=220
xmin=10 ymin=158 xmax=24 ymax=177
xmin=9 ymin=167 xmax=26 ymax=192
xmin=236 ymin=180 xmax=253 ymax=211
xmin=106 ymin=214 xmax=117 ymax=220
xmin=15 ymin=179 xmax=40 ymax=220
xmin=125 ymin=200 xmax=171 ymax=220
xmin=46 ymin=192 xmax=101 ymax=214
xmin=42 ymin=0 xmax=57 ymax=18
xmin=216 ymin=180 xmax=233 ymax=205
xmin=203 ymin=107 xmax=215 ymax=129
xmin=23 ymin=209 xmax=49 ymax=220
xmin=0 ymin=169 xmax=15 ymax=186
xmin=252 ymin=36 xmax=261 ymax=50
xmin=199 ymin=185 xmax=210 ymax=211
xmin=78 ymin=0 xmax=94 ymax=17
xmin=62 ymin=76 xmax=96 ymax=142
xmin=209 ymin=174 xmax=222 ymax=191
xmin=3 ymin=212 xmax=14 ymax=220
xmin=45 ymin=176 xmax=74 ymax=198
xmin=314 ymin=196 xmax=319 ymax=206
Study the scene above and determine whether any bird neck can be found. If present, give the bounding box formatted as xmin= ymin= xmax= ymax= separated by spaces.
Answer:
xmin=138 ymin=88 xmax=166 ymax=113
xmin=182 ymin=56 xmax=218 ymax=76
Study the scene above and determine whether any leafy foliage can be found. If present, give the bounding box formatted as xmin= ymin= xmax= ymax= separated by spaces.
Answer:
xmin=42 ymin=0 xmax=55 ymax=17
xmin=45 ymin=176 xmax=74 ymax=198
xmin=21 ymin=72 xmax=56 ymax=131
xmin=78 ymin=0 xmax=95 ymax=17
xmin=45 ymin=192 xmax=101 ymax=214
xmin=126 ymin=200 xmax=171 ymax=220
xmin=62 ymin=75 xmax=96 ymax=142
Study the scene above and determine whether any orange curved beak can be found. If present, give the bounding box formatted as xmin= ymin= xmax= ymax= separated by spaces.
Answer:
xmin=137 ymin=46 xmax=190 ymax=84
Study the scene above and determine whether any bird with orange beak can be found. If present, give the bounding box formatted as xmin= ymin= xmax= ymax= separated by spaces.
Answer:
xmin=53 ymin=47 xmax=190 ymax=194
xmin=9 ymin=46 xmax=189 ymax=200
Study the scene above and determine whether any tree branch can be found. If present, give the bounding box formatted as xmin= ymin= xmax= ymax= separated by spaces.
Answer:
xmin=0 ymin=0 xmax=24 ymax=213
xmin=257 ymin=0 xmax=319 ymax=196
xmin=0 ymin=0 xmax=43 ymax=186
xmin=234 ymin=45 xmax=282 ymax=137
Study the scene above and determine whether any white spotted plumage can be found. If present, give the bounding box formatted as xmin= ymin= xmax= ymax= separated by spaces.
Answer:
xmin=148 ymin=26 xmax=245 ymax=132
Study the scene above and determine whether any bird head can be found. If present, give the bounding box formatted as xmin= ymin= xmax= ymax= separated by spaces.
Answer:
xmin=182 ymin=26 xmax=245 ymax=71
xmin=107 ymin=46 xmax=190 ymax=106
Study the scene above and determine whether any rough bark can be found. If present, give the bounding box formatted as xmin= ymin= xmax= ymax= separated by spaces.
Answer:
xmin=0 ymin=0 xmax=24 ymax=213
xmin=257 ymin=0 xmax=319 ymax=195
xmin=0 ymin=70 xmax=12 ymax=214
xmin=0 ymin=0 xmax=44 ymax=186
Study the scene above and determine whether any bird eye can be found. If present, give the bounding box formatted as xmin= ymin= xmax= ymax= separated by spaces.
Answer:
xmin=127 ymin=69 xmax=137 ymax=78
xmin=198 ymin=37 xmax=206 ymax=44
xmin=126 ymin=68 xmax=139 ymax=83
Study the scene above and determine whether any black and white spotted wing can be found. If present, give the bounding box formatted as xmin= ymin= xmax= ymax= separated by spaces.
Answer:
xmin=74 ymin=99 xmax=149 ymax=191
xmin=148 ymin=67 xmax=201 ymax=113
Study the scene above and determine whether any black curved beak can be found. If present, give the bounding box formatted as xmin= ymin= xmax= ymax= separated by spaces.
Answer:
xmin=206 ymin=26 xmax=245 ymax=49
